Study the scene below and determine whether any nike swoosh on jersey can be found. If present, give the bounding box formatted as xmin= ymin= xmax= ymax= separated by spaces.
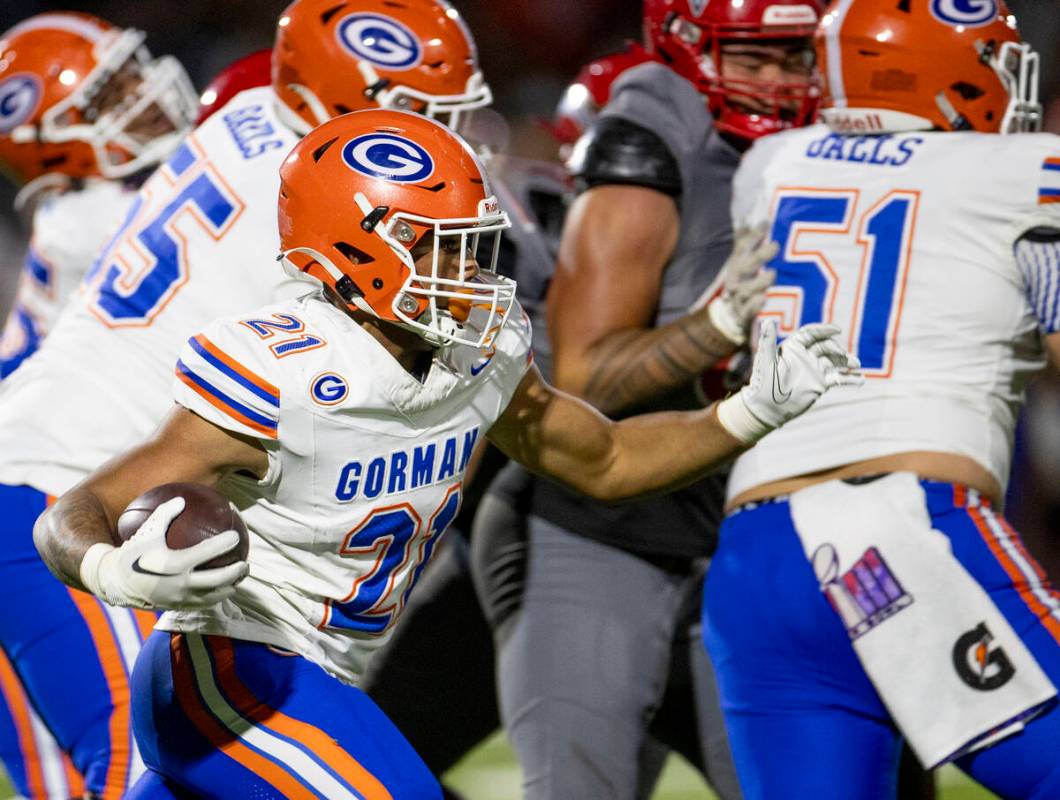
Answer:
xmin=470 ymin=356 xmax=494 ymax=377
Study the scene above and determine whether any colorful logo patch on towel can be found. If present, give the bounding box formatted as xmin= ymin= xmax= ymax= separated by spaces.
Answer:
xmin=952 ymin=622 xmax=1016 ymax=691
xmin=812 ymin=544 xmax=914 ymax=640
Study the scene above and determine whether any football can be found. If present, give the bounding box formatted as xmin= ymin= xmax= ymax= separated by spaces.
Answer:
xmin=116 ymin=483 xmax=249 ymax=570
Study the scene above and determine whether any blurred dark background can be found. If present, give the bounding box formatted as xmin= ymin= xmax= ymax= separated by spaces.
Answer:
xmin=2 ymin=0 xmax=1060 ymax=575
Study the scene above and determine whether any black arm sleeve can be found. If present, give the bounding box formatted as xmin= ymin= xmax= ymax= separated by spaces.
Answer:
xmin=569 ymin=116 xmax=682 ymax=197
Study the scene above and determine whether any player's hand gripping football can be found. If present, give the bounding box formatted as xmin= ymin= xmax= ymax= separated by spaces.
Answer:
xmin=716 ymin=321 xmax=863 ymax=444
xmin=703 ymin=225 xmax=779 ymax=346
xmin=79 ymin=497 xmax=249 ymax=611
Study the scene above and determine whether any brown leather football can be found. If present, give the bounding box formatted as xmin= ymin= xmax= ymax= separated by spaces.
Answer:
xmin=117 ymin=483 xmax=249 ymax=570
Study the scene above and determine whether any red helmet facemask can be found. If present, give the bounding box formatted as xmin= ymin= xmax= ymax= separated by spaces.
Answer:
xmin=643 ymin=0 xmax=823 ymax=144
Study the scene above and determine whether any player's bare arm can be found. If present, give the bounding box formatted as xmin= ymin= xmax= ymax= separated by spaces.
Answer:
xmin=34 ymin=406 xmax=264 ymax=598
xmin=549 ymin=186 xmax=726 ymax=414
xmin=491 ymin=322 xmax=862 ymax=502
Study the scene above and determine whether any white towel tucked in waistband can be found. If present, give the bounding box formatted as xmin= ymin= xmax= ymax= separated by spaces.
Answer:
xmin=789 ymin=472 xmax=1056 ymax=768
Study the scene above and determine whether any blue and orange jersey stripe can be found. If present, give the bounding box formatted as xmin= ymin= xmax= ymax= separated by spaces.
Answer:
xmin=188 ymin=335 xmax=279 ymax=408
xmin=175 ymin=360 xmax=278 ymax=439
xmin=1039 ymin=157 xmax=1060 ymax=204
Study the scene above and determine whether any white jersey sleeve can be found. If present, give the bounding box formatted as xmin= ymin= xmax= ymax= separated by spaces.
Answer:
xmin=0 ymin=179 xmax=135 ymax=378
xmin=173 ymin=321 xmax=282 ymax=443
xmin=1009 ymin=148 xmax=1060 ymax=334
xmin=727 ymin=126 xmax=1060 ymax=500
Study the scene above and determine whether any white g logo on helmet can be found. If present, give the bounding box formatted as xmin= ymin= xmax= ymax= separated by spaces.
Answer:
xmin=341 ymin=133 xmax=435 ymax=183
xmin=929 ymin=0 xmax=998 ymax=28
xmin=0 ymin=74 xmax=41 ymax=134
xmin=336 ymin=13 xmax=422 ymax=70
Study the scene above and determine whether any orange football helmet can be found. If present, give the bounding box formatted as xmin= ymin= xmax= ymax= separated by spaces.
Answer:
xmin=273 ymin=0 xmax=491 ymax=136
xmin=0 ymin=12 xmax=197 ymax=185
xmin=278 ymin=109 xmax=514 ymax=348
xmin=816 ymin=0 xmax=1040 ymax=134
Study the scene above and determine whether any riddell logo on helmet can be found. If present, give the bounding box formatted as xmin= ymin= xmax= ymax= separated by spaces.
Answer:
xmin=336 ymin=13 xmax=422 ymax=70
xmin=825 ymin=112 xmax=886 ymax=133
xmin=0 ymin=74 xmax=41 ymax=134
xmin=762 ymin=5 xmax=820 ymax=25
xmin=341 ymin=132 xmax=435 ymax=183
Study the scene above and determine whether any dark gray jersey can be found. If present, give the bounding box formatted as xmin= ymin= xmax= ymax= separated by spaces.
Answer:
xmin=532 ymin=62 xmax=741 ymax=560
xmin=489 ymin=155 xmax=569 ymax=381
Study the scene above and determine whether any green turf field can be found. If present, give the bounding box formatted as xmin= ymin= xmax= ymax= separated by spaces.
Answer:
xmin=0 ymin=733 xmax=1000 ymax=798
xmin=444 ymin=731 xmax=1000 ymax=799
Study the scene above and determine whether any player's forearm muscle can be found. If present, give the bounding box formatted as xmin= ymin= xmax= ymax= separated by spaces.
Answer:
xmin=490 ymin=366 xmax=746 ymax=501
xmin=34 ymin=489 xmax=116 ymax=590
xmin=34 ymin=406 xmax=267 ymax=589
xmin=551 ymin=184 xmax=732 ymax=415
xmin=577 ymin=309 xmax=735 ymax=414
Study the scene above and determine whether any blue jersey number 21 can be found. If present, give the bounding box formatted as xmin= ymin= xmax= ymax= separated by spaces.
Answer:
xmin=86 ymin=142 xmax=244 ymax=327
xmin=767 ymin=188 xmax=920 ymax=377
xmin=322 ymin=485 xmax=462 ymax=635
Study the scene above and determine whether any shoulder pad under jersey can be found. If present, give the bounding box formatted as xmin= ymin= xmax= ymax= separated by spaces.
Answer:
xmin=568 ymin=116 xmax=681 ymax=197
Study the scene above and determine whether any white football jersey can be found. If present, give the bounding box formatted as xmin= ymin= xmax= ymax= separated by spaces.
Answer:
xmin=728 ymin=125 xmax=1060 ymax=501
xmin=0 ymin=179 xmax=135 ymax=376
xmin=0 ymin=87 xmax=306 ymax=495
xmin=159 ymin=291 xmax=533 ymax=685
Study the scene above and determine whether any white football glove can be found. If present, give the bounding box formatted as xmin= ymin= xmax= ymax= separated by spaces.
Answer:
xmin=717 ymin=320 xmax=863 ymax=444
xmin=79 ymin=497 xmax=249 ymax=611
xmin=703 ymin=225 xmax=779 ymax=346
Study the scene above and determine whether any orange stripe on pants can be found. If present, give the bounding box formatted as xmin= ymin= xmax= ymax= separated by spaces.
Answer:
xmin=62 ymin=751 xmax=85 ymax=798
xmin=170 ymin=634 xmax=313 ymax=799
xmin=968 ymin=506 xmax=1060 ymax=646
xmin=206 ymin=636 xmax=393 ymax=800
xmin=0 ymin=647 xmax=46 ymax=798
xmin=65 ymin=588 xmax=131 ymax=800
xmin=134 ymin=610 xmax=157 ymax=643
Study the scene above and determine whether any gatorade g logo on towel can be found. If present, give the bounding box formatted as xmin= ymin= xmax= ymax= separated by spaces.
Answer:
xmin=952 ymin=622 xmax=1015 ymax=691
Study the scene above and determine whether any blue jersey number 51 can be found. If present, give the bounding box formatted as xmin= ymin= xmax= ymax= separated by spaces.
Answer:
xmin=767 ymin=188 xmax=920 ymax=377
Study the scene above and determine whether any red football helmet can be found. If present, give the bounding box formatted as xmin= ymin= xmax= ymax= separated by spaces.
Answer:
xmin=643 ymin=0 xmax=822 ymax=142
xmin=816 ymin=0 xmax=1040 ymax=134
xmin=278 ymin=110 xmax=514 ymax=348
xmin=273 ymin=0 xmax=491 ymax=136
xmin=0 ymin=12 xmax=197 ymax=185
xmin=550 ymin=44 xmax=655 ymax=146
xmin=196 ymin=50 xmax=272 ymax=126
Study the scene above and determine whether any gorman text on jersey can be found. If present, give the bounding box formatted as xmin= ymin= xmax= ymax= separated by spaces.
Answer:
xmin=334 ymin=426 xmax=480 ymax=501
